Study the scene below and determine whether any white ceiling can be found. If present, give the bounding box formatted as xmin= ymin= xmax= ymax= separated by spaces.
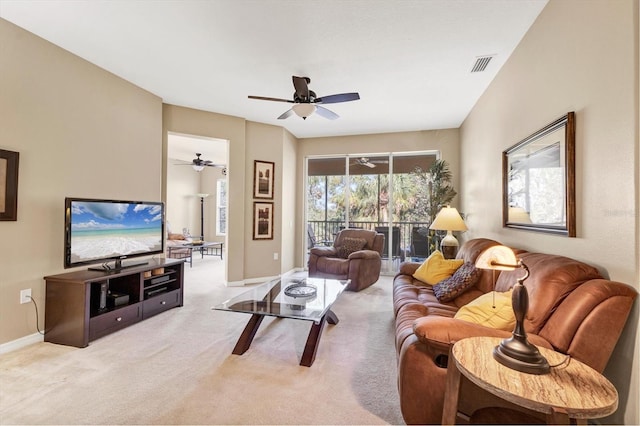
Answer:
xmin=167 ymin=133 xmax=227 ymax=165
xmin=0 ymin=0 xmax=547 ymax=139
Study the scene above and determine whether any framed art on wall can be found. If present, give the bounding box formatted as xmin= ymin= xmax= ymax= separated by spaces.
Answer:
xmin=0 ymin=149 xmax=19 ymax=221
xmin=253 ymin=202 xmax=274 ymax=240
xmin=253 ymin=160 xmax=275 ymax=199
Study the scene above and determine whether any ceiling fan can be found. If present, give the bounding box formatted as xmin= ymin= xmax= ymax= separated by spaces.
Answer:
xmin=176 ymin=153 xmax=225 ymax=172
xmin=248 ymin=76 xmax=360 ymax=120
xmin=351 ymin=157 xmax=388 ymax=168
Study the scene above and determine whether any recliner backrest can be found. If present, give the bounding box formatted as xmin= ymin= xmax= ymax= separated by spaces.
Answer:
xmin=334 ymin=229 xmax=384 ymax=255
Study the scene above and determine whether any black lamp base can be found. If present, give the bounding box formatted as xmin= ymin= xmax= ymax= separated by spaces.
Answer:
xmin=493 ymin=336 xmax=550 ymax=375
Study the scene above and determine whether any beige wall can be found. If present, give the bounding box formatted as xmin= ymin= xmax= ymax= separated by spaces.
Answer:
xmin=162 ymin=105 xmax=246 ymax=284
xmin=295 ymin=129 xmax=460 ymax=267
xmin=459 ymin=0 xmax=638 ymax=423
xmin=166 ymin=159 xmax=200 ymax=236
xmin=0 ymin=18 xmax=163 ymax=343
xmin=281 ymin=130 xmax=298 ymax=274
xmin=244 ymin=121 xmax=298 ymax=280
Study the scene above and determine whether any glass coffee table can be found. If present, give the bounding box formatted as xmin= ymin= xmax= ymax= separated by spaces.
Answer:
xmin=213 ymin=276 xmax=349 ymax=367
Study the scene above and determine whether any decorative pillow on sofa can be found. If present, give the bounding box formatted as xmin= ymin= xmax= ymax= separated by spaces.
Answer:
xmin=454 ymin=290 xmax=515 ymax=331
xmin=433 ymin=262 xmax=481 ymax=302
xmin=337 ymin=237 xmax=367 ymax=259
xmin=168 ymin=233 xmax=186 ymax=240
xmin=412 ymin=250 xmax=464 ymax=285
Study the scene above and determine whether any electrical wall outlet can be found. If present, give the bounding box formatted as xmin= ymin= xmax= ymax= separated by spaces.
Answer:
xmin=273 ymin=252 xmax=279 ymax=260
xmin=20 ymin=288 xmax=32 ymax=304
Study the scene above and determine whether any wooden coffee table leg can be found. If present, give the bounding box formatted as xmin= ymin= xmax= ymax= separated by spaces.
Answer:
xmin=232 ymin=314 xmax=265 ymax=355
xmin=300 ymin=309 xmax=340 ymax=367
xmin=300 ymin=318 xmax=326 ymax=367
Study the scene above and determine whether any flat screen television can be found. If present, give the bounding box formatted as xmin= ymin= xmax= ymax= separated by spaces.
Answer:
xmin=64 ymin=197 xmax=165 ymax=270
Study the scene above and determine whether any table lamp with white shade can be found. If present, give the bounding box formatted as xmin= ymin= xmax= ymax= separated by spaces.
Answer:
xmin=429 ymin=206 xmax=467 ymax=259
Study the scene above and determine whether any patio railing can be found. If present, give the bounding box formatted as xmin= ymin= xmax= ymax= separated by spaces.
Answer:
xmin=307 ymin=220 xmax=437 ymax=259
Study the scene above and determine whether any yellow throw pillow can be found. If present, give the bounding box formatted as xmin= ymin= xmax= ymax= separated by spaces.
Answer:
xmin=412 ymin=250 xmax=464 ymax=285
xmin=454 ymin=290 xmax=516 ymax=331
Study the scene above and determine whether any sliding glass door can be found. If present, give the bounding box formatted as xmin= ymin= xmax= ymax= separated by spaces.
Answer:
xmin=306 ymin=152 xmax=437 ymax=274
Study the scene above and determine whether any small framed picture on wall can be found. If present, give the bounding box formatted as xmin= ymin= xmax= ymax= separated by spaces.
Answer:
xmin=253 ymin=160 xmax=275 ymax=199
xmin=0 ymin=149 xmax=19 ymax=221
xmin=253 ymin=202 xmax=274 ymax=240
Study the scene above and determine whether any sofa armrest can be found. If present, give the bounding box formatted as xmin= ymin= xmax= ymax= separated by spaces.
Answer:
xmin=397 ymin=261 xmax=421 ymax=276
xmin=309 ymin=246 xmax=337 ymax=257
xmin=412 ymin=316 xmax=553 ymax=355
xmin=348 ymin=249 xmax=381 ymax=260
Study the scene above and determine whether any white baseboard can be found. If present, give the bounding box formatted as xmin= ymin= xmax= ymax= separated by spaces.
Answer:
xmin=244 ymin=275 xmax=280 ymax=285
xmin=0 ymin=333 xmax=43 ymax=355
xmin=224 ymin=269 xmax=304 ymax=287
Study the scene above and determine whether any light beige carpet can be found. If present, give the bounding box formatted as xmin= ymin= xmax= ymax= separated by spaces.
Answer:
xmin=0 ymin=257 xmax=404 ymax=425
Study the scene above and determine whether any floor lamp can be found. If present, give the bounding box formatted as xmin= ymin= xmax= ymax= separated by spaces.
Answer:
xmin=195 ymin=193 xmax=209 ymax=242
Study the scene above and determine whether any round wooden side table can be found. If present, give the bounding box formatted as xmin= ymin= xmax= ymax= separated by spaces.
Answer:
xmin=442 ymin=336 xmax=618 ymax=425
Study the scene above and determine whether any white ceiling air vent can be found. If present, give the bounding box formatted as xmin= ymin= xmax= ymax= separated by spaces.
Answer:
xmin=471 ymin=55 xmax=495 ymax=73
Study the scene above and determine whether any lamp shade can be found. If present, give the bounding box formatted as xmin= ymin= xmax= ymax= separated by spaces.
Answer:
xmin=192 ymin=165 xmax=205 ymax=172
xmin=292 ymin=103 xmax=316 ymax=118
xmin=508 ymin=206 xmax=532 ymax=223
xmin=475 ymin=245 xmax=518 ymax=271
xmin=429 ymin=207 xmax=468 ymax=232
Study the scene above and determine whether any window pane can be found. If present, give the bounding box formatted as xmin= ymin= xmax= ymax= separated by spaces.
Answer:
xmin=216 ymin=179 xmax=227 ymax=235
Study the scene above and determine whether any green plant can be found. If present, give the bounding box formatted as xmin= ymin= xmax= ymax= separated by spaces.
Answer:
xmin=411 ymin=159 xmax=457 ymax=253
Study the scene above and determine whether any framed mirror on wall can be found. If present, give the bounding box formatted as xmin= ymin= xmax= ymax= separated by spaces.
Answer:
xmin=503 ymin=112 xmax=576 ymax=237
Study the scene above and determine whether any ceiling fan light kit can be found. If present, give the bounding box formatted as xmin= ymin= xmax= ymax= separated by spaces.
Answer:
xmin=249 ymin=75 xmax=360 ymax=120
xmin=292 ymin=103 xmax=316 ymax=119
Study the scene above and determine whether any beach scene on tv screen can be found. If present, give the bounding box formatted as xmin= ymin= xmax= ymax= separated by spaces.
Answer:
xmin=70 ymin=201 xmax=163 ymax=263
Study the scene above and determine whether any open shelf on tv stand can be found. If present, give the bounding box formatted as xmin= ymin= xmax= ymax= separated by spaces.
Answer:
xmin=44 ymin=258 xmax=185 ymax=348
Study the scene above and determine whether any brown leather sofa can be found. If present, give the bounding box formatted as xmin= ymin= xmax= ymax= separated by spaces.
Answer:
xmin=308 ymin=228 xmax=384 ymax=292
xmin=393 ymin=238 xmax=637 ymax=424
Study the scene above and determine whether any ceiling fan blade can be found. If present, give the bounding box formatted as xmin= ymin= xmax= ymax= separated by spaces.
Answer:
xmin=278 ymin=109 xmax=294 ymax=120
xmin=248 ymin=95 xmax=294 ymax=103
xmin=292 ymin=76 xmax=310 ymax=100
xmin=315 ymin=105 xmax=339 ymax=120
xmin=315 ymin=92 xmax=360 ymax=104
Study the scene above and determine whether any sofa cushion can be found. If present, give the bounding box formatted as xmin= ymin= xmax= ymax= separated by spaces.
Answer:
xmin=337 ymin=237 xmax=367 ymax=258
xmin=413 ymin=251 xmax=464 ymax=285
xmin=454 ymin=290 xmax=515 ymax=331
xmin=433 ymin=262 xmax=481 ymax=302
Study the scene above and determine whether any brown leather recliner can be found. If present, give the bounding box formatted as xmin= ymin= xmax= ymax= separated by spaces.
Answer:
xmin=308 ymin=228 xmax=384 ymax=291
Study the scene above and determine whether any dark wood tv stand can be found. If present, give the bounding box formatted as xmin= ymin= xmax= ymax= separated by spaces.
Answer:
xmin=44 ymin=258 xmax=185 ymax=348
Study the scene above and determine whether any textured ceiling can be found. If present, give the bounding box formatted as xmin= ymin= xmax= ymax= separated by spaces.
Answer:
xmin=0 ymin=0 xmax=547 ymax=139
